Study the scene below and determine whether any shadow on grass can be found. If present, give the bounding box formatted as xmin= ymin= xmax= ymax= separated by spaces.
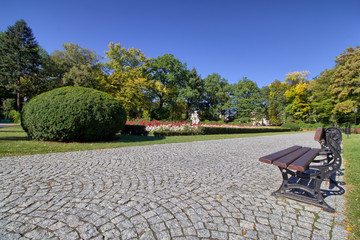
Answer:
xmin=113 ymin=134 xmax=165 ymax=143
xmin=0 ymin=136 xmax=30 ymax=141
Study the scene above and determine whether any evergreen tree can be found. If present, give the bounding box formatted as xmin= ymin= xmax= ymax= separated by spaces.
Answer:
xmin=0 ymin=19 xmax=41 ymax=111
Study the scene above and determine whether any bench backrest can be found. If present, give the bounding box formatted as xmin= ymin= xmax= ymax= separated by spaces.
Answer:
xmin=314 ymin=127 xmax=342 ymax=154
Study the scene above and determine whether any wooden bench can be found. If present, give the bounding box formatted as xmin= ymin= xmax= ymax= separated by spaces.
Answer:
xmin=259 ymin=127 xmax=342 ymax=213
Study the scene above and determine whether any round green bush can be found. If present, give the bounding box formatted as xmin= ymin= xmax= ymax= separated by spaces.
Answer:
xmin=281 ymin=122 xmax=300 ymax=131
xmin=21 ymin=87 xmax=127 ymax=142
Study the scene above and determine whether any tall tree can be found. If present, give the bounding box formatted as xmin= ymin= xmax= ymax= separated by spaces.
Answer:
xmin=103 ymin=43 xmax=152 ymax=118
xmin=284 ymin=71 xmax=311 ymax=122
xmin=329 ymin=46 xmax=360 ymax=120
xmin=178 ymin=67 xmax=204 ymax=119
xmin=309 ymin=69 xmax=336 ymax=123
xmin=147 ymin=53 xmax=188 ymax=118
xmin=49 ymin=43 xmax=102 ymax=89
xmin=0 ymin=19 xmax=41 ymax=111
xmin=267 ymin=79 xmax=289 ymax=125
xmin=230 ymin=77 xmax=261 ymax=123
xmin=203 ymin=73 xmax=230 ymax=120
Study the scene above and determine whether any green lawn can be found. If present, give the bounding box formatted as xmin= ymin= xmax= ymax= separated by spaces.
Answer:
xmin=0 ymin=125 xmax=291 ymax=157
xmin=343 ymin=134 xmax=360 ymax=239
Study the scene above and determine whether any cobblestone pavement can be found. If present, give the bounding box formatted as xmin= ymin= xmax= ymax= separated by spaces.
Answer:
xmin=0 ymin=132 xmax=348 ymax=239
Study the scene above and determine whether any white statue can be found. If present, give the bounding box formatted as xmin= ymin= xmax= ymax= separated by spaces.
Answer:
xmin=191 ymin=111 xmax=200 ymax=125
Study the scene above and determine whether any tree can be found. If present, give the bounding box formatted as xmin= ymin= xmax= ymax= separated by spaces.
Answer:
xmin=230 ymin=77 xmax=261 ymax=123
xmin=178 ymin=68 xmax=204 ymax=119
xmin=147 ymin=53 xmax=188 ymax=119
xmin=49 ymin=43 xmax=103 ymax=89
xmin=309 ymin=69 xmax=336 ymax=123
xmin=329 ymin=46 xmax=360 ymax=120
xmin=0 ymin=19 xmax=42 ymax=111
xmin=103 ymin=43 xmax=152 ymax=118
xmin=267 ymin=79 xmax=289 ymax=125
xmin=284 ymin=71 xmax=311 ymax=122
xmin=203 ymin=73 xmax=231 ymax=121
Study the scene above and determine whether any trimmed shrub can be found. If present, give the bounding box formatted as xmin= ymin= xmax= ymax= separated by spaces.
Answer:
xmin=122 ymin=125 xmax=149 ymax=136
xmin=281 ymin=122 xmax=300 ymax=131
xmin=21 ymin=87 xmax=127 ymax=142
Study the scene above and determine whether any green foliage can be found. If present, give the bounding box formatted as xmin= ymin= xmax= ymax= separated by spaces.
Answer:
xmin=230 ymin=77 xmax=261 ymax=123
xmin=21 ymin=87 xmax=127 ymax=142
xmin=49 ymin=43 xmax=103 ymax=89
xmin=102 ymin=43 xmax=152 ymax=118
xmin=122 ymin=125 xmax=149 ymax=136
xmin=150 ymin=107 xmax=170 ymax=120
xmin=309 ymin=69 xmax=336 ymax=123
xmin=203 ymin=73 xmax=231 ymax=120
xmin=267 ymin=80 xmax=289 ymax=125
xmin=178 ymin=67 xmax=204 ymax=118
xmin=281 ymin=122 xmax=300 ymax=131
xmin=330 ymin=46 xmax=360 ymax=117
xmin=147 ymin=53 xmax=188 ymax=116
xmin=9 ymin=110 xmax=20 ymax=123
xmin=1 ymin=98 xmax=15 ymax=119
xmin=0 ymin=19 xmax=42 ymax=111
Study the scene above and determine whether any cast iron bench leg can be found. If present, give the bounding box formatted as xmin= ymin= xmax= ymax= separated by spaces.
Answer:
xmin=272 ymin=167 xmax=335 ymax=213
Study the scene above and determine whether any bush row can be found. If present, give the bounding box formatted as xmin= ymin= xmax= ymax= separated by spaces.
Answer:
xmin=153 ymin=126 xmax=291 ymax=136
xmin=201 ymin=127 xmax=291 ymax=135
xmin=121 ymin=125 xmax=149 ymax=136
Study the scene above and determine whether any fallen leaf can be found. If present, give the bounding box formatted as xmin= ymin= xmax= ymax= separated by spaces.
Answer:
xmin=216 ymin=197 xmax=222 ymax=199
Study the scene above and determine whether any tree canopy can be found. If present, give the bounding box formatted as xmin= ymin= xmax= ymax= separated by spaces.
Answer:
xmin=1 ymin=19 xmax=359 ymax=126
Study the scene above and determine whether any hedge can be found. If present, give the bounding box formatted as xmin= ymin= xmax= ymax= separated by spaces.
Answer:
xmin=200 ymin=126 xmax=291 ymax=135
xmin=153 ymin=126 xmax=290 ymax=136
xmin=122 ymin=125 xmax=149 ymax=136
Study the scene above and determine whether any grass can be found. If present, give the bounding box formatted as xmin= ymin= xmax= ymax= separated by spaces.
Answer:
xmin=0 ymin=125 xmax=292 ymax=157
xmin=343 ymin=134 xmax=360 ymax=239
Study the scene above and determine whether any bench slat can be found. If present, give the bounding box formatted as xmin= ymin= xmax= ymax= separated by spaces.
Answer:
xmin=288 ymin=148 xmax=321 ymax=172
xmin=273 ymin=147 xmax=311 ymax=168
xmin=259 ymin=145 xmax=302 ymax=164
xmin=314 ymin=127 xmax=324 ymax=142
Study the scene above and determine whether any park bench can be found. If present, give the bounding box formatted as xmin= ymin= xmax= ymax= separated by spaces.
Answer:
xmin=259 ymin=127 xmax=342 ymax=213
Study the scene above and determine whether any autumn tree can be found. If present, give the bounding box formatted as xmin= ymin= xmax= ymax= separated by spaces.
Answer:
xmin=284 ymin=71 xmax=311 ymax=122
xmin=329 ymin=46 xmax=360 ymax=122
xmin=0 ymin=19 xmax=42 ymax=111
xmin=103 ymin=43 xmax=152 ymax=118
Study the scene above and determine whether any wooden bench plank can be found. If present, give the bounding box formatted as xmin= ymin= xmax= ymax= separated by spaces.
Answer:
xmin=314 ymin=127 xmax=324 ymax=142
xmin=288 ymin=148 xmax=321 ymax=172
xmin=259 ymin=145 xmax=302 ymax=164
xmin=273 ymin=147 xmax=311 ymax=168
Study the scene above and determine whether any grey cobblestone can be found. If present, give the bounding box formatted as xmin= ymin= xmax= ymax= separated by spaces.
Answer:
xmin=0 ymin=133 xmax=348 ymax=239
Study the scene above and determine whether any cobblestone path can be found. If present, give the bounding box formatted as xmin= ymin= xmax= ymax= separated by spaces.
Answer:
xmin=0 ymin=132 xmax=347 ymax=239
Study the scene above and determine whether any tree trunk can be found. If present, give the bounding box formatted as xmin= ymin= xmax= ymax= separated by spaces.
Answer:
xmin=16 ymin=91 xmax=21 ymax=112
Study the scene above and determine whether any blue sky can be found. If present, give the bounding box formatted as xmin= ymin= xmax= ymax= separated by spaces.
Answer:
xmin=1 ymin=0 xmax=359 ymax=87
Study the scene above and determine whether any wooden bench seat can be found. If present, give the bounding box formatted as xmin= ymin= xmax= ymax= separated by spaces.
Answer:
xmin=259 ymin=127 xmax=343 ymax=213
